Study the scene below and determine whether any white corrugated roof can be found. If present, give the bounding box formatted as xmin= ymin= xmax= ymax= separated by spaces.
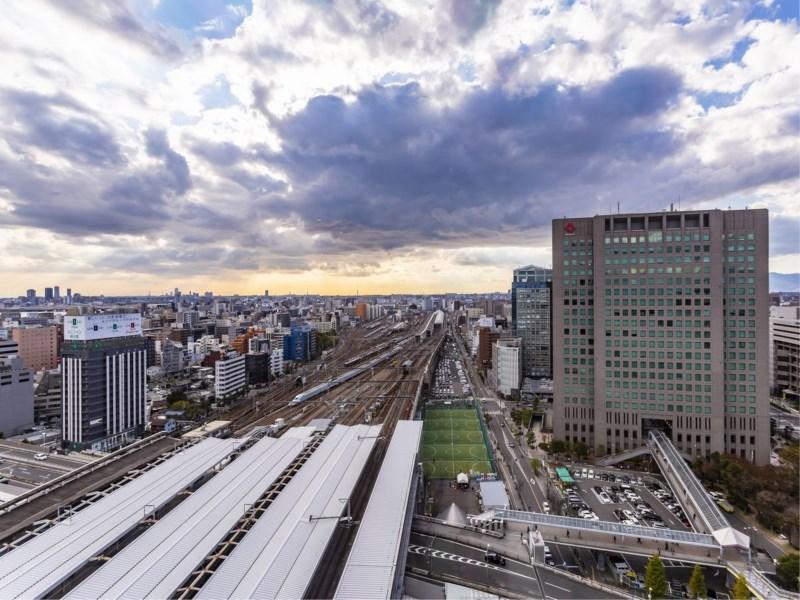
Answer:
xmin=334 ymin=420 xmax=423 ymax=600
xmin=0 ymin=437 xmax=236 ymax=600
xmin=197 ymin=424 xmax=382 ymax=600
xmin=63 ymin=432 xmax=312 ymax=600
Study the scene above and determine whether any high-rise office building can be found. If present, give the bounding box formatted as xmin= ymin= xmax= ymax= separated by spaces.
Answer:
xmin=511 ymin=265 xmax=553 ymax=378
xmin=44 ymin=287 xmax=53 ymax=302
xmin=26 ymin=289 xmax=36 ymax=301
xmin=61 ymin=314 xmax=147 ymax=451
xmin=552 ymin=208 xmax=770 ymax=465
xmin=53 ymin=285 xmax=60 ymax=300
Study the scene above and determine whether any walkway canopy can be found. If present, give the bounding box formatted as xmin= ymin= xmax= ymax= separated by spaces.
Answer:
xmin=555 ymin=467 xmax=575 ymax=485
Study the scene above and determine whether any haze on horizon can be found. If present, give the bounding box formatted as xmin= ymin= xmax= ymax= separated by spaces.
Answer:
xmin=0 ymin=0 xmax=798 ymax=297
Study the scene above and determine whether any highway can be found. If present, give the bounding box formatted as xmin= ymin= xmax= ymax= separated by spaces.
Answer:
xmin=408 ymin=531 xmax=622 ymax=599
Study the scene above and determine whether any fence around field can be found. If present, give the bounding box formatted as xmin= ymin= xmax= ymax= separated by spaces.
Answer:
xmin=474 ymin=404 xmax=497 ymax=474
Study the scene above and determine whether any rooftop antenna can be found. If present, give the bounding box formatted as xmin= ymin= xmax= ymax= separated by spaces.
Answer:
xmin=617 ymin=201 xmax=620 ymax=214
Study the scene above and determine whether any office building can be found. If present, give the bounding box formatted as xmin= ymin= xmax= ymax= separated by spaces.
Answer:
xmin=44 ymin=287 xmax=53 ymax=302
xmin=283 ymin=324 xmax=319 ymax=362
xmin=770 ymin=306 xmax=799 ymax=401
xmin=61 ymin=314 xmax=147 ymax=451
xmin=53 ymin=286 xmax=60 ymax=301
xmin=512 ymin=265 xmax=553 ymax=378
xmin=160 ymin=340 xmax=186 ymax=375
xmin=246 ymin=352 xmax=270 ymax=387
xmin=11 ymin=326 xmax=59 ymax=372
xmin=492 ymin=338 xmax=523 ymax=399
xmin=26 ymin=289 xmax=36 ymax=301
xmin=476 ymin=327 xmax=501 ymax=370
xmin=0 ymin=338 xmax=19 ymax=359
xmin=214 ymin=352 xmax=247 ymax=401
xmin=0 ymin=354 xmax=34 ymax=437
xmin=552 ymin=208 xmax=770 ymax=464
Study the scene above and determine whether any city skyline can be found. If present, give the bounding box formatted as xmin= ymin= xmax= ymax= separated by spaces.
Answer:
xmin=1 ymin=0 xmax=798 ymax=295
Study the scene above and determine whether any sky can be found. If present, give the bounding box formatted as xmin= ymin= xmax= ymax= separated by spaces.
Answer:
xmin=0 ymin=0 xmax=798 ymax=296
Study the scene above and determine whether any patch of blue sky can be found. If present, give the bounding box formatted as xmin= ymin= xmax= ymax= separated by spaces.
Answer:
xmin=704 ymin=37 xmax=754 ymax=69
xmin=746 ymin=0 xmax=798 ymax=22
xmin=197 ymin=76 xmax=239 ymax=110
xmin=152 ymin=0 xmax=252 ymax=39
xmin=695 ymin=90 xmax=740 ymax=110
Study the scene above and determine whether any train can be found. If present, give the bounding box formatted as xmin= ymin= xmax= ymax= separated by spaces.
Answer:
xmin=402 ymin=359 xmax=413 ymax=375
xmin=290 ymin=342 xmax=407 ymax=405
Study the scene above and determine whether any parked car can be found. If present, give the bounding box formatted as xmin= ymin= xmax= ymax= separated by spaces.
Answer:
xmin=33 ymin=453 xmax=48 ymax=461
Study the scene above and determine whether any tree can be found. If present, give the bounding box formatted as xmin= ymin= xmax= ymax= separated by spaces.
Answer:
xmin=549 ymin=439 xmax=567 ymax=456
xmin=530 ymin=458 xmax=542 ymax=475
xmin=731 ymin=573 xmax=750 ymax=599
xmin=776 ymin=553 xmax=800 ymax=592
xmin=688 ymin=564 xmax=707 ymax=599
xmin=644 ymin=555 xmax=668 ymax=599
xmin=572 ymin=441 xmax=589 ymax=459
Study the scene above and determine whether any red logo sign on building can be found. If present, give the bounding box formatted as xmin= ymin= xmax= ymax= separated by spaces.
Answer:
xmin=564 ymin=222 xmax=576 ymax=235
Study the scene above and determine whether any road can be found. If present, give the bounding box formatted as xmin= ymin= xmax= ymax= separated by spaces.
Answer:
xmin=408 ymin=532 xmax=621 ymax=599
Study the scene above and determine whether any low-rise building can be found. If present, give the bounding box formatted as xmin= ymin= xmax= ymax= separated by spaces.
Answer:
xmin=771 ymin=306 xmax=800 ymax=400
xmin=0 ymin=355 xmax=34 ymax=437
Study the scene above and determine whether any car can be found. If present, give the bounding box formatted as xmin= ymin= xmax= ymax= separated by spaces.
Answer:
xmin=636 ymin=477 xmax=643 ymax=486
xmin=542 ymin=501 xmax=550 ymax=513
xmin=623 ymin=509 xmax=637 ymax=520
xmin=779 ymin=533 xmax=788 ymax=541
xmin=485 ymin=551 xmax=506 ymax=566
xmin=600 ymin=492 xmax=612 ymax=503
xmin=588 ymin=469 xmax=594 ymax=479
xmin=33 ymin=453 xmax=48 ymax=461
xmin=581 ymin=468 xmax=588 ymax=478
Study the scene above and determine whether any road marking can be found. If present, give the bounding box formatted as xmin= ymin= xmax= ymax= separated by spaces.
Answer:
xmin=407 ymin=544 xmax=537 ymax=582
xmin=543 ymin=581 xmax=571 ymax=592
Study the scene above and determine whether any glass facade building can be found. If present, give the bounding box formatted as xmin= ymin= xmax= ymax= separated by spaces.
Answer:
xmin=511 ymin=265 xmax=553 ymax=379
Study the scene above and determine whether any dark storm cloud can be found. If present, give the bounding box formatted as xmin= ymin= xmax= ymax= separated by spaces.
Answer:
xmin=2 ymin=89 xmax=124 ymax=167
xmin=0 ymin=127 xmax=192 ymax=237
xmin=45 ymin=0 xmax=182 ymax=60
xmin=258 ymin=66 xmax=683 ymax=249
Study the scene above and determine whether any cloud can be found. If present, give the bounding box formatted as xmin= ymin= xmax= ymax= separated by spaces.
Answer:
xmin=259 ymin=66 xmax=683 ymax=248
xmin=1 ymin=89 xmax=125 ymax=167
xmin=45 ymin=0 xmax=182 ymax=59
xmin=0 ymin=0 xmax=798 ymax=293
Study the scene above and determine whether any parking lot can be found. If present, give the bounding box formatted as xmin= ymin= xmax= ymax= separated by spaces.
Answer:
xmin=430 ymin=337 xmax=471 ymax=400
xmin=560 ymin=467 xmax=692 ymax=533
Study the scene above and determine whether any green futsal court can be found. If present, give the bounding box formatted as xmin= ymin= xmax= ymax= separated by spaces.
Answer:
xmin=422 ymin=407 xmax=493 ymax=479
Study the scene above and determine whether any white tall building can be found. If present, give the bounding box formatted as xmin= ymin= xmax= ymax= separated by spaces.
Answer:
xmin=270 ymin=348 xmax=285 ymax=378
xmin=492 ymin=339 xmax=523 ymax=398
xmin=214 ymin=352 xmax=246 ymax=401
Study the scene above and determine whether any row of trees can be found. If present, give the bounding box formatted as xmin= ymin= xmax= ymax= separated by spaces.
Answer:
xmin=538 ymin=438 xmax=590 ymax=460
xmin=644 ymin=556 xmax=752 ymax=599
xmin=644 ymin=553 xmax=799 ymax=597
xmin=693 ymin=445 xmax=800 ymax=540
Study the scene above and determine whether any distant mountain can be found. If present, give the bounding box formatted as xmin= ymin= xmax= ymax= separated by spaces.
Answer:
xmin=770 ymin=273 xmax=800 ymax=293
